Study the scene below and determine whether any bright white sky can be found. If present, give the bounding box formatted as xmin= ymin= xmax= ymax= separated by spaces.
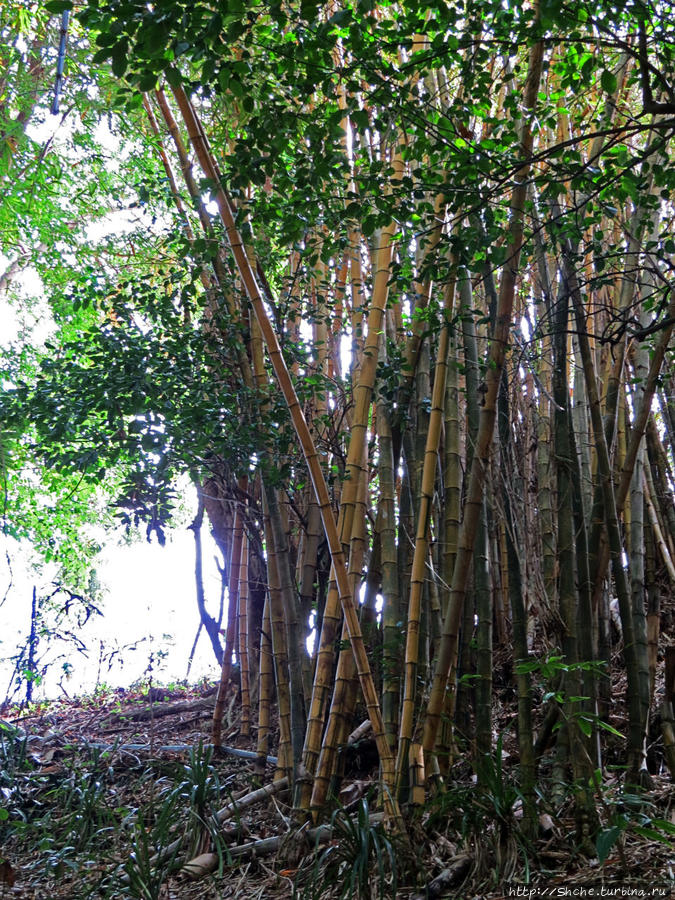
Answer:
xmin=0 ymin=522 xmax=224 ymax=702
xmin=0 ymin=115 xmax=228 ymax=703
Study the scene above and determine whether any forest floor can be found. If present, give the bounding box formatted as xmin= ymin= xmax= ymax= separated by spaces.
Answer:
xmin=0 ymin=673 xmax=673 ymax=899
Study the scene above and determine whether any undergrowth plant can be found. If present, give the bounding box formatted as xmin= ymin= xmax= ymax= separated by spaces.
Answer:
xmin=46 ymin=749 xmax=118 ymax=851
xmin=111 ymin=791 xmax=183 ymax=900
xmin=0 ymin=722 xmax=35 ymax=836
xmin=121 ymin=813 xmax=177 ymax=900
xmin=294 ymin=795 xmax=397 ymax=900
xmin=594 ymin=785 xmax=675 ymax=865
xmin=426 ymin=735 xmax=531 ymax=883
xmin=162 ymin=740 xmax=232 ymax=859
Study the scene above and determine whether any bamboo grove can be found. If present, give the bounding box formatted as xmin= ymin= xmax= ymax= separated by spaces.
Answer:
xmin=2 ymin=0 xmax=675 ymax=843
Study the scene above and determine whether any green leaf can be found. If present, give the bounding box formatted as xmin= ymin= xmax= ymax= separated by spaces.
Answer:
xmin=577 ymin=716 xmax=592 ymax=737
xmin=600 ymin=69 xmax=617 ymax=95
xmin=137 ymin=71 xmax=158 ymax=92
xmin=91 ymin=47 xmax=113 ymax=65
xmin=650 ymin=819 xmax=675 ymax=834
xmin=632 ymin=825 xmax=673 ymax=844
xmin=165 ymin=66 xmax=182 ymax=87
xmin=229 ymin=76 xmax=244 ymax=98
xmin=111 ymin=46 xmax=128 ymax=78
xmin=596 ymin=826 xmax=623 ymax=864
xmin=596 ymin=719 xmax=624 ymax=738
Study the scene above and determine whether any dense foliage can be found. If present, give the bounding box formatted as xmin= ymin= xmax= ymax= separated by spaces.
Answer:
xmin=1 ymin=0 xmax=675 ymax=891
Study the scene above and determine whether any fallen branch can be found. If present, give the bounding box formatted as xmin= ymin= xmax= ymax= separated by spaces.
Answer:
xmin=182 ymin=812 xmax=385 ymax=878
xmin=103 ymin=696 xmax=215 ymax=723
xmin=182 ymin=852 xmax=219 ymax=880
xmin=82 ymin=740 xmax=277 ymax=767
xmin=125 ymin=777 xmax=291 ymax=881
xmin=215 ymin=776 xmax=289 ymax=824
xmin=410 ymin=853 xmax=472 ymax=900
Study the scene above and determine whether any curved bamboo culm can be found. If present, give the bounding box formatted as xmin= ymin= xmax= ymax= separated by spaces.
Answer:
xmin=154 ymin=87 xmax=229 ymax=270
xmin=422 ymin=30 xmax=544 ymax=764
xmin=171 ymin=85 xmax=404 ymax=829
xmin=152 ymin=87 xmax=256 ymax=396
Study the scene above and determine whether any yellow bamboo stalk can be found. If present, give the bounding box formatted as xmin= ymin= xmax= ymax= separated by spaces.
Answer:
xmin=238 ymin=532 xmax=251 ymax=739
xmin=296 ymin=218 xmax=400 ymax=815
xmin=255 ymin=594 xmax=273 ymax=773
xmin=422 ymin=31 xmax=544 ymax=763
xmin=153 ymin=87 xmax=255 ymax=394
xmin=396 ymin=275 xmax=456 ymax=788
xmin=310 ymin=463 xmax=370 ymax=812
xmin=171 ymin=86 xmax=402 ymax=826
xmin=142 ymin=95 xmax=196 ymax=240
xmin=212 ymin=491 xmax=245 ymax=748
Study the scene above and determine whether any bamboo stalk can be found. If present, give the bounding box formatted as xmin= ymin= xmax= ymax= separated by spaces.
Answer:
xmin=171 ymin=86 xmax=403 ymax=827
xmin=379 ymin=371 xmax=400 ymax=750
xmin=238 ymin=532 xmax=251 ymax=739
xmin=255 ymin=595 xmax=273 ymax=773
xmin=422 ymin=30 xmax=544 ymax=762
xmin=262 ymin=496 xmax=294 ymax=780
xmin=396 ymin=275 xmax=455 ymax=788
xmin=212 ymin=488 xmax=245 ymax=748
xmin=310 ymin=464 xmax=371 ymax=812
